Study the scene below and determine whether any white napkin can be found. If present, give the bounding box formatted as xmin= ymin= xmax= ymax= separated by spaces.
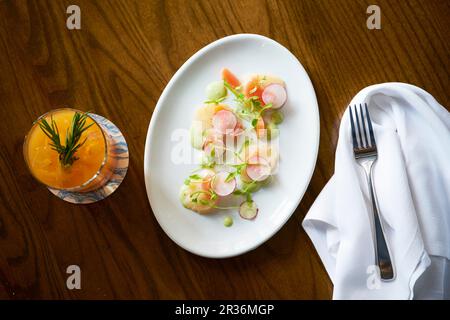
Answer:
xmin=302 ymin=83 xmax=450 ymax=299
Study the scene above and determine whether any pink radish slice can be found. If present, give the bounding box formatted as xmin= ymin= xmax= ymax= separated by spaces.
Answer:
xmin=232 ymin=124 xmax=245 ymax=136
xmin=239 ymin=201 xmax=258 ymax=220
xmin=211 ymin=171 xmax=236 ymax=196
xmin=212 ymin=110 xmax=237 ymax=134
xmin=262 ymin=84 xmax=287 ymax=109
xmin=246 ymin=156 xmax=271 ymax=181
xmin=203 ymin=138 xmax=225 ymax=157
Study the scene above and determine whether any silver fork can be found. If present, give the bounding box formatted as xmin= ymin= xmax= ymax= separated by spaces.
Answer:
xmin=349 ymin=103 xmax=395 ymax=281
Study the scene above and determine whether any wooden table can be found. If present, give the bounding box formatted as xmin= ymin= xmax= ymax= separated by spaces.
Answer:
xmin=0 ymin=0 xmax=448 ymax=299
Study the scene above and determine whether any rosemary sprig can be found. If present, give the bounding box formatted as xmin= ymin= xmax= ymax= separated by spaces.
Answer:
xmin=36 ymin=111 xmax=94 ymax=167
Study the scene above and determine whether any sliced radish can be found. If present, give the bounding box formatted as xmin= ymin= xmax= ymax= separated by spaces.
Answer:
xmin=262 ymin=83 xmax=287 ymax=109
xmin=231 ymin=122 xmax=245 ymax=136
xmin=212 ymin=110 xmax=237 ymax=134
xmin=247 ymin=155 xmax=268 ymax=165
xmin=246 ymin=156 xmax=271 ymax=181
xmin=239 ymin=201 xmax=258 ymax=220
xmin=232 ymin=127 xmax=244 ymax=136
xmin=198 ymin=168 xmax=215 ymax=179
xmin=211 ymin=171 xmax=236 ymax=196
xmin=203 ymin=138 xmax=225 ymax=158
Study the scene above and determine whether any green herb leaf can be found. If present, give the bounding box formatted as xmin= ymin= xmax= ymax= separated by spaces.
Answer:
xmin=204 ymin=96 xmax=226 ymax=105
xmin=259 ymin=103 xmax=273 ymax=115
xmin=225 ymin=172 xmax=236 ymax=182
xmin=239 ymin=139 xmax=250 ymax=154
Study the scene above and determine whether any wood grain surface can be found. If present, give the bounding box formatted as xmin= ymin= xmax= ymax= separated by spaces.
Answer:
xmin=0 ymin=0 xmax=448 ymax=299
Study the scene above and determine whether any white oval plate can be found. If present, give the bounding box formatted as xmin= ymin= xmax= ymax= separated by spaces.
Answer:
xmin=144 ymin=34 xmax=319 ymax=258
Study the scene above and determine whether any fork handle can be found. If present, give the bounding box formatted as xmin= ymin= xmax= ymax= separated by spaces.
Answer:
xmin=365 ymin=163 xmax=395 ymax=281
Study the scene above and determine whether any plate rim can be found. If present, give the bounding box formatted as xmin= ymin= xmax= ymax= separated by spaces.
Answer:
xmin=144 ymin=33 xmax=320 ymax=258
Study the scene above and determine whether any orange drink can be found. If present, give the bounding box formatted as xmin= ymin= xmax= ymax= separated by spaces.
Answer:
xmin=24 ymin=108 xmax=115 ymax=192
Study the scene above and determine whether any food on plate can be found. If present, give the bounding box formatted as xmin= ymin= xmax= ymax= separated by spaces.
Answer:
xmin=190 ymin=104 xmax=244 ymax=151
xmin=239 ymin=200 xmax=258 ymax=220
xmin=181 ymin=68 xmax=288 ymax=225
xmin=270 ymin=110 xmax=284 ymax=124
xmin=211 ymin=171 xmax=237 ymax=196
xmin=205 ymin=81 xmax=227 ymax=102
xmin=262 ymin=83 xmax=287 ymax=109
xmin=243 ymin=74 xmax=285 ymax=104
xmin=221 ymin=68 xmax=241 ymax=88
xmin=223 ymin=215 xmax=233 ymax=227
xmin=180 ymin=169 xmax=217 ymax=213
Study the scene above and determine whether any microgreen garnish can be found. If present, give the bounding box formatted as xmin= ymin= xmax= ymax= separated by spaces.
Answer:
xmin=213 ymin=205 xmax=240 ymax=210
xmin=189 ymin=189 xmax=218 ymax=207
xmin=204 ymin=96 xmax=226 ymax=105
xmin=258 ymin=103 xmax=273 ymax=115
xmin=239 ymin=138 xmax=250 ymax=154
xmin=200 ymin=160 xmax=216 ymax=169
xmin=231 ymin=181 xmax=258 ymax=198
xmin=184 ymin=173 xmax=207 ymax=186
xmin=224 ymin=80 xmax=269 ymax=122
xmin=232 ymin=189 xmax=245 ymax=196
xmin=36 ymin=111 xmax=94 ymax=168
xmin=225 ymin=171 xmax=237 ymax=182
xmin=224 ymin=81 xmax=244 ymax=102
xmin=231 ymin=162 xmax=246 ymax=173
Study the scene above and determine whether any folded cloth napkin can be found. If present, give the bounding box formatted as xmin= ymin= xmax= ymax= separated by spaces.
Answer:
xmin=303 ymin=83 xmax=450 ymax=299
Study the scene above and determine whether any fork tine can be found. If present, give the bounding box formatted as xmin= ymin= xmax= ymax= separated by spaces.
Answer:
xmin=365 ymin=103 xmax=376 ymax=147
xmin=354 ymin=104 xmax=364 ymax=148
xmin=349 ymin=106 xmax=358 ymax=149
xmin=359 ymin=104 xmax=369 ymax=148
